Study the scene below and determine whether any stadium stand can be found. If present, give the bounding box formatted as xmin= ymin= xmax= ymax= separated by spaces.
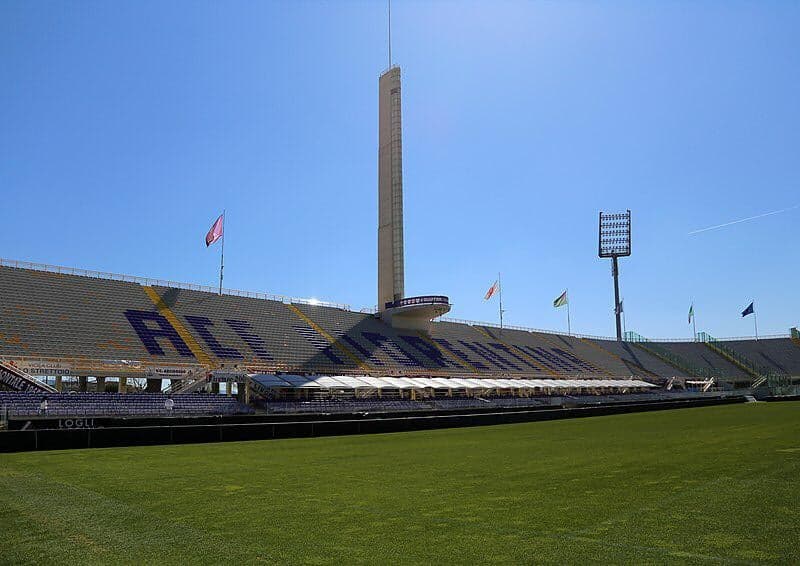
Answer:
xmin=696 ymin=338 xmax=800 ymax=375
xmin=0 ymin=266 xmax=188 ymax=365
xmin=481 ymin=326 xmax=612 ymax=376
xmin=146 ymin=285 xmax=325 ymax=372
xmin=585 ymin=339 xmax=685 ymax=378
xmin=652 ymin=341 xmax=751 ymax=380
xmin=1 ymin=261 xmax=799 ymax=420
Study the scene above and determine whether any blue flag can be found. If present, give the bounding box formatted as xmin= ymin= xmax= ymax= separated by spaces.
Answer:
xmin=741 ymin=302 xmax=754 ymax=317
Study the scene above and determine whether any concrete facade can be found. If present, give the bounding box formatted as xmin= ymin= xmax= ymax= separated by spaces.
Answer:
xmin=378 ymin=66 xmax=405 ymax=311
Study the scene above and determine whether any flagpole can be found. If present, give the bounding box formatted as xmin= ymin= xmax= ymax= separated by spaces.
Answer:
xmin=218 ymin=210 xmax=225 ymax=296
xmin=498 ymin=272 xmax=504 ymax=332
xmin=753 ymin=301 xmax=758 ymax=340
xmin=566 ymin=289 xmax=571 ymax=336
xmin=692 ymin=308 xmax=697 ymax=342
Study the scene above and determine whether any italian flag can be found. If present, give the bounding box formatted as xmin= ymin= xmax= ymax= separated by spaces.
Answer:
xmin=553 ymin=290 xmax=568 ymax=308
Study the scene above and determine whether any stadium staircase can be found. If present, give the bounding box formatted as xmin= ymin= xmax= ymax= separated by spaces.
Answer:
xmin=249 ymin=378 xmax=274 ymax=399
xmin=0 ymin=361 xmax=57 ymax=393
xmin=624 ymin=332 xmax=716 ymax=380
xmin=664 ymin=376 xmax=713 ymax=392
xmin=696 ymin=332 xmax=779 ymax=388
xmin=162 ymin=369 xmax=211 ymax=395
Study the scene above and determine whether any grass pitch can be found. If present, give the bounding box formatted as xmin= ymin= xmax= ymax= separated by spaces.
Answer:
xmin=1 ymin=403 xmax=799 ymax=565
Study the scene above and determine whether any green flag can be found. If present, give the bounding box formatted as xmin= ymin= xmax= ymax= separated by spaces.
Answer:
xmin=553 ymin=290 xmax=568 ymax=308
xmin=688 ymin=304 xmax=694 ymax=324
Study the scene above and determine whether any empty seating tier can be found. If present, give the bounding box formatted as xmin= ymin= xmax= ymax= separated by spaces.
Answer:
xmin=0 ymin=392 xmax=253 ymax=418
xmin=1 ymin=263 xmax=798 ymax=383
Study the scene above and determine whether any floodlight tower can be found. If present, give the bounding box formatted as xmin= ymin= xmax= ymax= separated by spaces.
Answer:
xmin=598 ymin=210 xmax=632 ymax=341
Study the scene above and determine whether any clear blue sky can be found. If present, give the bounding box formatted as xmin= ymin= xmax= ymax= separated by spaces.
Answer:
xmin=2 ymin=1 xmax=798 ymax=339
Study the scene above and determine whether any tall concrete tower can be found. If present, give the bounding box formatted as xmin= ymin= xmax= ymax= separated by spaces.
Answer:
xmin=378 ymin=66 xmax=404 ymax=311
xmin=377 ymin=66 xmax=450 ymax=330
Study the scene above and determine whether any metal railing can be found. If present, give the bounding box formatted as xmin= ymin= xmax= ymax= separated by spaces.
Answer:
xmin=696 ymin=332 xmax=779 ymax=387
xmin=385 ymin=295 xmax=450 ymax=309
xmin=440 ymin=317 xmax=613 ymax=341
xmin=624 ymin=331 xmax=719 ymax=379
xmin=636 ymin=333 xmax=789 ymax=343
xmin=0 ymin=257 xmax=350 ymax=311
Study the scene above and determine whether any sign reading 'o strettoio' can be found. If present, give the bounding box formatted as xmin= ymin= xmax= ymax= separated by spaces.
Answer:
xmin=19 ymin=361 xmax=73 ymax=376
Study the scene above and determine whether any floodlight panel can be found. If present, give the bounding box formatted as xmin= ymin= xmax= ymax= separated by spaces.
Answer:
xmin=598 ymin=210 xmax=632 ymax=257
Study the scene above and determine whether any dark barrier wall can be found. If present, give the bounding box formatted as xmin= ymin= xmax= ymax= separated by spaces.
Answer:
xmin=8 ymin=402 xmax=588 ymax=430
xmin=0 ymin=397 xmax=745 ymax=453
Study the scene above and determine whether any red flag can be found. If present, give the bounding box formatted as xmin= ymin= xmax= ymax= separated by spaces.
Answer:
xmin=205 ymin=214 xmax=224 ymax=247
xmin=484 ymin=280 xmax=499 ymax=301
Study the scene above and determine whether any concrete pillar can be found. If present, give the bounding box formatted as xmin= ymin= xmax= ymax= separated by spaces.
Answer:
xmin=78 ymin=376 xmax=88 ymax=392
xmin=95 ymin=377 xmax=106 ymax=392
xmin=211 ymin=382 xmax=219 ymax=394
xmin=55 ymin=375 xmax=62 ymax=391
xmin=238 ymin=379 xmax=250 ymax=404
xmin=118 ymin=376 xmax=127 ymax=394
xmin=378 ymin=66 xmax=405 ymax=311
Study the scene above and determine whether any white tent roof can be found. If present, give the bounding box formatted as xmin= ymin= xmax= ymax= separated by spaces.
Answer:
xmin=250 ymin=374 xmax=656 ymax=391
xmin=428 ymin=377 xmax=459 ymax=388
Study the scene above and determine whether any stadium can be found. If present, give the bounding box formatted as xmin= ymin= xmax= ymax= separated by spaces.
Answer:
xmin=2 ymin=3 xmax=799 ymax=564
xmin=2 ymin=60 xmax=799 ymax=443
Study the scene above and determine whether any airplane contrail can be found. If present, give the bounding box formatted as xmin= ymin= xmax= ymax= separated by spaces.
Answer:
xmin=688 ymin=205 xmax=799 ymax=236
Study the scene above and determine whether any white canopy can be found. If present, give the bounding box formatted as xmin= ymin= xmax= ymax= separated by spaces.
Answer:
xmin=251 ymin=374 xmax=655 ymax=391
